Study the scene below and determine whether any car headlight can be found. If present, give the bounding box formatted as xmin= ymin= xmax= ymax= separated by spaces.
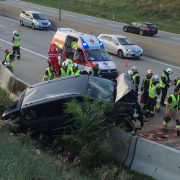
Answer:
xmin=126 ymin=48 xmax=132 ymax=52
xmin=141 ymin=48 xmax=143 ymax=52
xmin=49 ymin=22 xmax=51 ymax=25
xmin=36 ymin=22 xmax=41 ymax=25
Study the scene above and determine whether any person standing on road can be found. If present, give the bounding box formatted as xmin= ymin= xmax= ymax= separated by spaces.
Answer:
xmin=71 ymin=63 xmax=81 ymax=76
xmin=144 ymin=75 xmax=161 ymax=118
xmin=65 ymin=54 xmax=73 ymax=72
xmin=11 ymin=31 xmax=20 ymax=60
xmin=89 ymin=62 xmax=101 ymax=77
xmin=4 ymin=48 xmax=14 ymax=74
xmin=163 ymin=87 xmax=180 ymax=136
xmin=43 ymin=65 xmax=56 ymax=81
xmin=160 ymin=68 xmax=173 ymax=107
xmin=58 ymin=61 xmax=71 ymax=78
xmin=131 ymin=66 xmax=140 ymax=97
xmin=141 ymin=69 xmax=153 ymax=110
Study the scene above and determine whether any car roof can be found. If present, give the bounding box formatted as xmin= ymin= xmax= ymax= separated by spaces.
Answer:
xmin=99 ymin=34 xmax=126 ymax=38
xmin=22 ymin=75 xmax=89 ymax=108
xmin=26 ymin=11 xmax=42 ymax=14
xmin=135 ymin=21 xmax=154 ymax=25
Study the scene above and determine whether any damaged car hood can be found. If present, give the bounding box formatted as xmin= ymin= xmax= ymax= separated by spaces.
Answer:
xmin=115 ymin=73 xmax=135 ymax=102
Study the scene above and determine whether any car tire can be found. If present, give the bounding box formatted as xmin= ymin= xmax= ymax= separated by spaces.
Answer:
xmin=20 ymin=20 xmax=24 ymax=26
xmin=117 ymin=50 xmax=124 ymax=58
xmin=32 ymin=24 xmax=35 ymax=30
xmin=139 ymin=30 xmax=143 ymax=36
xmin=123 ymin=26 xmax=128 ymax=32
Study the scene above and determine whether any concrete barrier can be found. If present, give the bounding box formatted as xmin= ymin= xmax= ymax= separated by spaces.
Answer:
xmin=131 ymin=138 xmax=180 ymax=180
xmin=109 ymin=129 xmax=138 ymax=168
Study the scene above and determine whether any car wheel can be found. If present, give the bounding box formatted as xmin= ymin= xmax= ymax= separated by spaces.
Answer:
xmin=139 ymin=30 xmax=143 ymax=36
xmin=123 ymin=26 xmax=128 ymax=32
xmin=117 ymin=50 xmax=123 ymax=58
xmin=20 ymin=20 xmax=24 ymax=26
xmin=32 ymin=24 xmax=35 ymax=30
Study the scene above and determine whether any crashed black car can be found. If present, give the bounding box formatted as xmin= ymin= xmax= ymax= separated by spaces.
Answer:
xmin=2 ymin=74 xmax=143 ymax=141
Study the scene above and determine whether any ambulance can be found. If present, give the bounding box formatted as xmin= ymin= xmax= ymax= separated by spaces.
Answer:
xmin=48 ymin=28 xmax=119 ymax=79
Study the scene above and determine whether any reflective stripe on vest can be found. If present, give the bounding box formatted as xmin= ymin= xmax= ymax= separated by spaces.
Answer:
xmin=163 ymin=121 xmax=167 ymax=125
xmin=176 ymin=78 xmax=180 ymax=88
xmin=60 ymin=68 xmax=70 ymax=77
xmin=132 ymin=73 xmax=140 ymax=87
xmin=5 ymin=53 xmax=13 ymax=67
xmin=71 ymin=41 xmax=77 ymax=50
xmin=71 ymin=70 xmax=81 ymax=76
xmin=66 ymin=59 xmax=73 ymax=67
xmin=13 ymin=36 xmax=20 ymax=47
xmin=160 ymin=73 xmax=168 ymax=88
xmin=168 ymin=94 xmax=179 ymax=110
xmin=176 ymin=125 xmax=180 ymax=129
xmin=90 ymin=69 xmax=101 ymax=77
xmin=149 ymin=83 xmax=160 ymax=98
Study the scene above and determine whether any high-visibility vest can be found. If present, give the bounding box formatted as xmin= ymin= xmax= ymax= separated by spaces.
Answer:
xmin=168 ymin=94 xmax=179 ymax=110
xmin=71 ymin=41 xmax=77 ymax=50
xmin=149 ymin=83 xmax=160 ymax=98
xmin=142 ymin=76 xmax=152 ymax=91
xmin=5 ymin=53 xmax=13 ymax=67
xmin=71 ymin=70 xmax=81 ymax=76
xmin=175 ymin=78 xmax=180 ymax=89
xmin=90 ymin=69 xmax=101 ymax=77
xmin=13 ymin=36 xmax=20 ymax=47
xmin=66 ymin=59 xmax=73 ymax=67
xmin=132 ymin=73 xmax=140 ymax=87
xmin=160 ymin=73 xmax=168 ymax=88
xmin=43 ymin=67 xmax=51 ymax=81
xmin=60 ymin=68 xmax=70 ymax=77
xmin=43 ymin=75 xmax=49 ymax=81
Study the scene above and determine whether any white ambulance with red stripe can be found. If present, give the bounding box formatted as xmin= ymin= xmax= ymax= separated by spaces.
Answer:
xmin=49 ymin=28 xmax=119 ymax=79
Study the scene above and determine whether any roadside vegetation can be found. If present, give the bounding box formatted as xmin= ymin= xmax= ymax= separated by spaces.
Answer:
xmin=22 ymin=0 xmax=180 ymax=34
xmin=0 ymin=88 xmax=154 ymax=180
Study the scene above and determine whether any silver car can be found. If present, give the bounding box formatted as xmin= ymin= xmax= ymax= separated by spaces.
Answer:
xmin=19 ymin=10 xmax=51 ymax=30
xmin=98 ymin=34 xmax=143 ymax=58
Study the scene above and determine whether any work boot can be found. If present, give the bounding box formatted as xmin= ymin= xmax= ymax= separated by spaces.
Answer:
xmin=177 ymin=130 xmax=180 ymax=136
xmin=163 ymin=128 xmax=168 ymax=132
xmin=149 ymin=113 xmax=154 ymax=118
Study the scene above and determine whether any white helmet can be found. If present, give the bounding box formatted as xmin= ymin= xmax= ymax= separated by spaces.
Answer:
xmin=152 ymin=75 xmax=159 ymax=81
xmin=93 ymin=62 xmax=98 ymax=66
xmin=12 ymin=31 xmax=18 ymax=35
xmin=128 ymin=70 xmax=133 ymax=76
xmin=73 ymin=63 xmax=78 ymax=67
xmin=131 ymin=66 xmax=137 ymax=72
xmin=62 ymin=61 xmax=68 ymax=66
xmin=166 ymin=68 xmax=173 ymax=74
xmin=147 ymin=69 xmax=153 ymax=74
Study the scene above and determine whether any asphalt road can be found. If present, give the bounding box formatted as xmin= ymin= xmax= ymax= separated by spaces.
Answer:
xmin=1 ymin=0 xmax=180 ymax=46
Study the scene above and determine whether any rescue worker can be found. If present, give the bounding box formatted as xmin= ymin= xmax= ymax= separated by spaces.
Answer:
xmin=58 ymin=61 xmax=71 ymax=78
xmin=43 ymin=65 xmax=56 ymax=81
xmin=4 ymin=48 xmax=14 ymax=74
xmin=160 ymin=68 xmax=173 ymax=107
xmin=128 ymin=70 xmax=133 ymax=82
xmin=174 ymin=76 xmax=180 ymax=90
xmin=71 ymin=63 xmax=81 ymax=76
xmin=131 ymin=66 xmax=140 ymax=96
xmin=48 ymin=43 xmax=60 ymax=74
xmin=164 ymin=87 xmax=180 ymax=136
xmin=145 ymin=75 xmax=161 ymax=118
xmin=89 ymin=62 xmax=101 ymax=77
xmin=65 ymin=54 xmax=73 ymax=71
xmin=11 ymin=31 xmax=20 ymax=60
xmin=71 ymin=40 xmax=77 ymax=51
xmin=141 ymin=69 xmax=153 ymax=110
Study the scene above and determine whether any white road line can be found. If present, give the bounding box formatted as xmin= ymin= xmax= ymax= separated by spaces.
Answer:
xmin=31 ymin=6 xmax=41 ymax=9
xmin=64 ymin=14 xmax=77 ymax=17
xmin=0 ymin=38 xmax=47 ymax=59
xmin=83 ymin=18 xmax=99 ymax=22
xmin=46 ymin=10 xmax=57 ymax=13
xmin=142 ymin=57 xmax=180 ymax=70
xmin=108 ymin=24 xmax=123 ymax=28
xmin=18 ymin=3 xmax=27 ymax=6
xmin=171 ymin=37 xmax=180 ymax=41
xmin=48 ymin=30 xmax=55 ymax=33
xmin=0 ymin=16 xmax=19 ymax=22
xmin=0 ymin=25 xmax=6 ymax=28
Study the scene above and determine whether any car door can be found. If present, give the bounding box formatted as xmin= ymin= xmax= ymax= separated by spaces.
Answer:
xmin=24 ymin=12 xmax=31 ymax=26
xmin=109 ymin=37 xmax=120 ymax=54
xmin=136 ymin=22 xmax=143 ymax=33
xmin=103 ymin=36 xmax=112 ymax=52
xmin=128 ymin=22 xmax=137 ymax=32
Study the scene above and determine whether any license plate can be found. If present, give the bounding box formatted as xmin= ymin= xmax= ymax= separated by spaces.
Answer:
xmin=136 ymin=54 xmax=140 ymax=56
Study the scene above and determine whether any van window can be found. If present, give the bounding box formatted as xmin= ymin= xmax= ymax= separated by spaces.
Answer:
xmin=24 ymin=106 xmax=38 ymax=121
xmin=73 ymin=48 xmax=85 ymax=62
xmin=54 ymin=40 xmax=64 ymax=51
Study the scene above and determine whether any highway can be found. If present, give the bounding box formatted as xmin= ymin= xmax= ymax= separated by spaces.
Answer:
xmin=0 ymin=15 xmax=180 ymax=99
xmin=1 ymin=0 xmax=180 ymax=46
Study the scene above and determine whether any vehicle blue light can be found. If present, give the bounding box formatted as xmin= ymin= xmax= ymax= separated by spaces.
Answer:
xmin=99 ymin=57 xmax=102 ymax=61
xmin=99 ymin=41 xmax=104 ymax=48
xmin=83 ymin=43 xmax=87 ymax=46
xmin=99 ymin=42 xmax=103 ymax=46
xmin=57 ymin=28 xmax=60 ymax=31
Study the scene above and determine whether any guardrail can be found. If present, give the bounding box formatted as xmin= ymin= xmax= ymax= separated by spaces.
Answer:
xmin=1 ymin=4 xmax=180 ymax=65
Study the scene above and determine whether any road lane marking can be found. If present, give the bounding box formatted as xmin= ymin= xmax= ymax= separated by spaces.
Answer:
xmin=0 ymin=25 xmax=6 ymax=28
xmin=31 ymin=6 xmax=41 ymax=9
xmin=83 ymin=18 xmax=99 ymax=22
xmin=0 ymin=38 xmax=47 ymax=59
xmin=0 ymin=16 xmax=19 ymax=22
xmin=48 ymin=30 xmax=55 ymax=33
xmin=108 ymin=24 xmax=123 ymax=28
xmin=18 ymin=3 xmax=27 ymax=6
xmin=172 ymin=37 xmax=180 ymax=41
xmin=64 ymin=14 xmax=77 ymax=17
xmin=46 ymin=10 xmax=57 ymax=13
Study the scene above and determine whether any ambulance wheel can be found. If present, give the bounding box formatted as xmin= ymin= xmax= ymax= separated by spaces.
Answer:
xmin=20 ymin=20 xmax=24 ymax=26
xmin=32 ymin=24 xmax=35 ymax=30
xmin=117 ymin=50 xmax=123 ymax=58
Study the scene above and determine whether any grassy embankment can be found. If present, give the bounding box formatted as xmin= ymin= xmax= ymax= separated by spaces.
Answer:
xmin=0 ymin=87 xmax=154 ymax=180
xmin=22 ymin=0 xmax=180 ymax=34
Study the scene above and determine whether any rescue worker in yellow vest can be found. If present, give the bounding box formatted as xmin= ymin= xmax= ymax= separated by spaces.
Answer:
xmin=174 ymin=76 xmax=180 ymax=90
xmin=43 ymin=65 xmax=56 ymax=81
xmin=58 ymin=61 xmax=71 ymax=78
xmin=160 ymin=68 xmax=173 ymax=107
xmin=141 ymin=69 xmax=153 ymax=110
xmin=11 ymin=31 xmax=20 ymax=60
xmin=164 ymin=87 xmax=180 ymax=136
xmin=4 ymin=48 xmax=14 ymax=74
xmin=89 ymin=62 xmax=101 ymax=77
xmin=71 ymin=40 xmax=77 ymax=51
xmin=71 ymin=63 xmax=81 ymax=76
xmin=145 ymin=75 xmax=161 ymax=118
xmin=131 ymin=66 xmax=140 ymax=97
xmin=65 ymin=54 xmax=73 ymax=72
